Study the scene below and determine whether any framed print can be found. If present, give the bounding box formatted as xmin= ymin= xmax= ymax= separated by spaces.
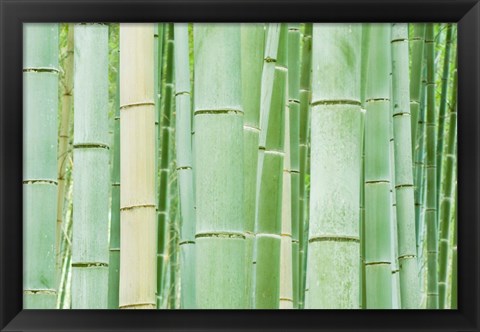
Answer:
xmin=1 ymin=0 xmax=479 ymax=331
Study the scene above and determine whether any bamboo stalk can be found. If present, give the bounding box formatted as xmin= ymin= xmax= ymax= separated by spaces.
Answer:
xmin=287 ymin=23 xmax=301 ymax=308
xmin=119 ymin=23 xmax=157 ymax=309
xmin=438 ymin=53 xmax=457 ymax=309
xmin=157 ymin=24 xmax=174 ymax=307
xmin=450 ymin=186 xmax=457 ymax=309
xmin=391 ymin=23 xmax=420 ymax=308
xmin=108 ymin=28 xmax=121 ymax=309
xmin=173 ymin=23 xmax=196 ymax=309
xmin=56 ymin=24 xmax=74 ymax=276
xmin=298 ymin=23 xmax=312 ymax=309
xmin=23 ymin=23 xmax=59 ymax=309
xmin=240 ymin=23 xmax=265 ymax=307
xmin=305 ymin=23 xmax=362 ymax=309
xmin=72 ymin=23 xmax=110 ymax=309
xmin=193 ymin=23 xmax=246 ymax=309
xmin=364 ymin=24 xmax=393 ymax=309
xmin=436 ymin=24 xmax=453 ymax=210
xmin=425 ymin=23 xmax=439 ymax=309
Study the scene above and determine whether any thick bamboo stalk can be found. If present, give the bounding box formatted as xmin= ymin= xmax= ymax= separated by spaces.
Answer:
xmin=193 ymin=23 xmax=246 ymax=309
xmin=240 ymin=23 xmax=265 ymax=307
xmin=425 ymin=23 xmax=438 ymax=309
xmin=287 ymin=23 xmax=301 ymax=308
xmin=108 ymin=33 xmax=121 ymax=309
xmin=298 ymin=23 xmax=312 ymax=309
xmin=436 ymin=24 xmax=453 ymax=208
xmin=72 ymin=23 xmax=110 ymax=309
xmin=157 ymin=24 xmax=174 ymax=307
xmin=438 ymin=55 xmax=457 ymax=309
xmin=254 ymin=24 xmax=287 ymax=309
xmin=409 ymin=23 xmax=426 ymax=152
xmin=119 ymin=23 xmax=157 ymax=309
xmin=364 ymin=24 xmax=393 ymax=309
xmin=391 ymin=23 xmax=420 ymax=308
xmin=174 ymin=23 xmax=196 ymax=309
xmin=305 ymin=24 xmax=362 ymax=309
xmin=23 ymin=23 xmax=59 ymax=309
xmin=56 ymin=24 xmax=74 ymax=276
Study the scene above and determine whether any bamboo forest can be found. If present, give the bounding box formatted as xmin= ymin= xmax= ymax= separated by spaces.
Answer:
xmin=23 ymin=22 xmax=457 ymax=310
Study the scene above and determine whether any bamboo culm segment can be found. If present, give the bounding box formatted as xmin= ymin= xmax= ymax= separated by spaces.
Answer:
xmin=72 ymin=23 xmax=110 ymax=309
xmin=174 ymin=23 xmax=196 ymax=309
xmin=119 ymin=24 xmax=157 ymax=309
xmin=306 ymin=24 xmax=362 ymax=309
xmin=364 ymin=24 xmax=393 ymax=309
xmin=194 ymin=24 xmax=246 ymax=309
xmin=23 ymin=23 xmax=59 ymax=309
xmin=391 ymin=23 xmax=420 ymax=308
xmin=240 ymin=23 xmax=265 ymax=308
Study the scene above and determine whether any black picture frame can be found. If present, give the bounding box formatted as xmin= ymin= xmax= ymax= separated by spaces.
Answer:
xmin=1 ymin=0 xmax=478 ymax=331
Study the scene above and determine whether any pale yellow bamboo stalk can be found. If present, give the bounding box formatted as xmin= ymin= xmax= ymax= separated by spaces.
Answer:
xmin=280 ymin=79 xmax=293 ymax=309
xmin=119 ymin=24 xmax=157 ymax=309
xmin=56 ymin=24 xmax=74 ymax=273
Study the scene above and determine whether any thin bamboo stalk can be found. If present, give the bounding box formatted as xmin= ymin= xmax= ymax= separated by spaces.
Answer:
xmin=364 ymin=24 xmax=393 ymax=309
xmin=438 ymin=53 xmax=457 ymax=309
xmin=450 ymin=186 xmax=457 ymax=309
xmin=287 ymin=23 xmax=301 ymax=308
xmin=436 ymin=24 xmax=453 ymax=209
xmin=305 ymin=23 xmax=362 ymax=309
xmin=157 ymin=24 xmax=174 ymax=307
xmin=108 ymin=31 xmax=121 ymax=309
xmin=23 ymin=23 xmax=59 ymax=309
xmin=240 ymin=23 xmax=265 ymax=307
xmin=193 ymin=23 xmax=246 ymax=309
xmin=298 ymin=23 xmax=312 ymax=309
xmin=174 ymin=23 xmax=196 ymax=309
xmin=56 ymin=24 xmax=74 ymax=276
xmin=254 ymin=24 xmax=287 ymax=309
xmin=425 ymin=23 xmax=439 ymax=309
xmin=119 ymin=23 xmax=156 ymax=309
xmin=409 ymin=23 xmax=426 ymax=153
xmin=391 ymin=23 xmax=420 ymax=308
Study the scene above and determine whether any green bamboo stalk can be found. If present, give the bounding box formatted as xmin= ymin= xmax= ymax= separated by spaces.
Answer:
xmin=364 ymin=24 xmax=393 ymax=309
xmin=173 ymin=23 xmax=196 ymax=309
xmin=23 ymin=23 xmax=59 ymax=309
xmin=450 ymin=186 xmax=457 ymax=309
xmin=252 ymin=23 xmax=281 ymax=306
xmin=425 ymin=23 xmax=438 ymax=309
xmin=157 ymin=24 xmax=174 ymax=308
xmin=56 ymin=24 xmax=74 ymax=277
xmin=287 ymin=23 xmax=301 ymax=308
xmin=240 ymin=23 xmax=265 ymax=307
xmin=71 ymin=23 xmax=109 ymax=309
xmin=108 ymin=31 xmax=121 ymax=309
xmin=119 ymin=23 xmax=157 ymax=309
xmin=391 ymin=23 xmax=420 ymax=308
xmin=254 ymin=24 xmax=287 ymax=309
xmin=305 ymin=23 xmax=362 ymax=309
xmin=280 ymin=76 xmax=293 ymax=309
xmin=298 ymin=23 xmax=312 ymax=309
xmin=436 ymin=24 xmax=453 ymax=209
xmin=438 ymin=54 xmax=457 ymax=309
xmin=409 ymin=23 xmax=426 ymax=153
xmin=359 ymin=106 xmax=366 ymax=309
xmin=193 ymin=23 xmax=246 ymax=309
